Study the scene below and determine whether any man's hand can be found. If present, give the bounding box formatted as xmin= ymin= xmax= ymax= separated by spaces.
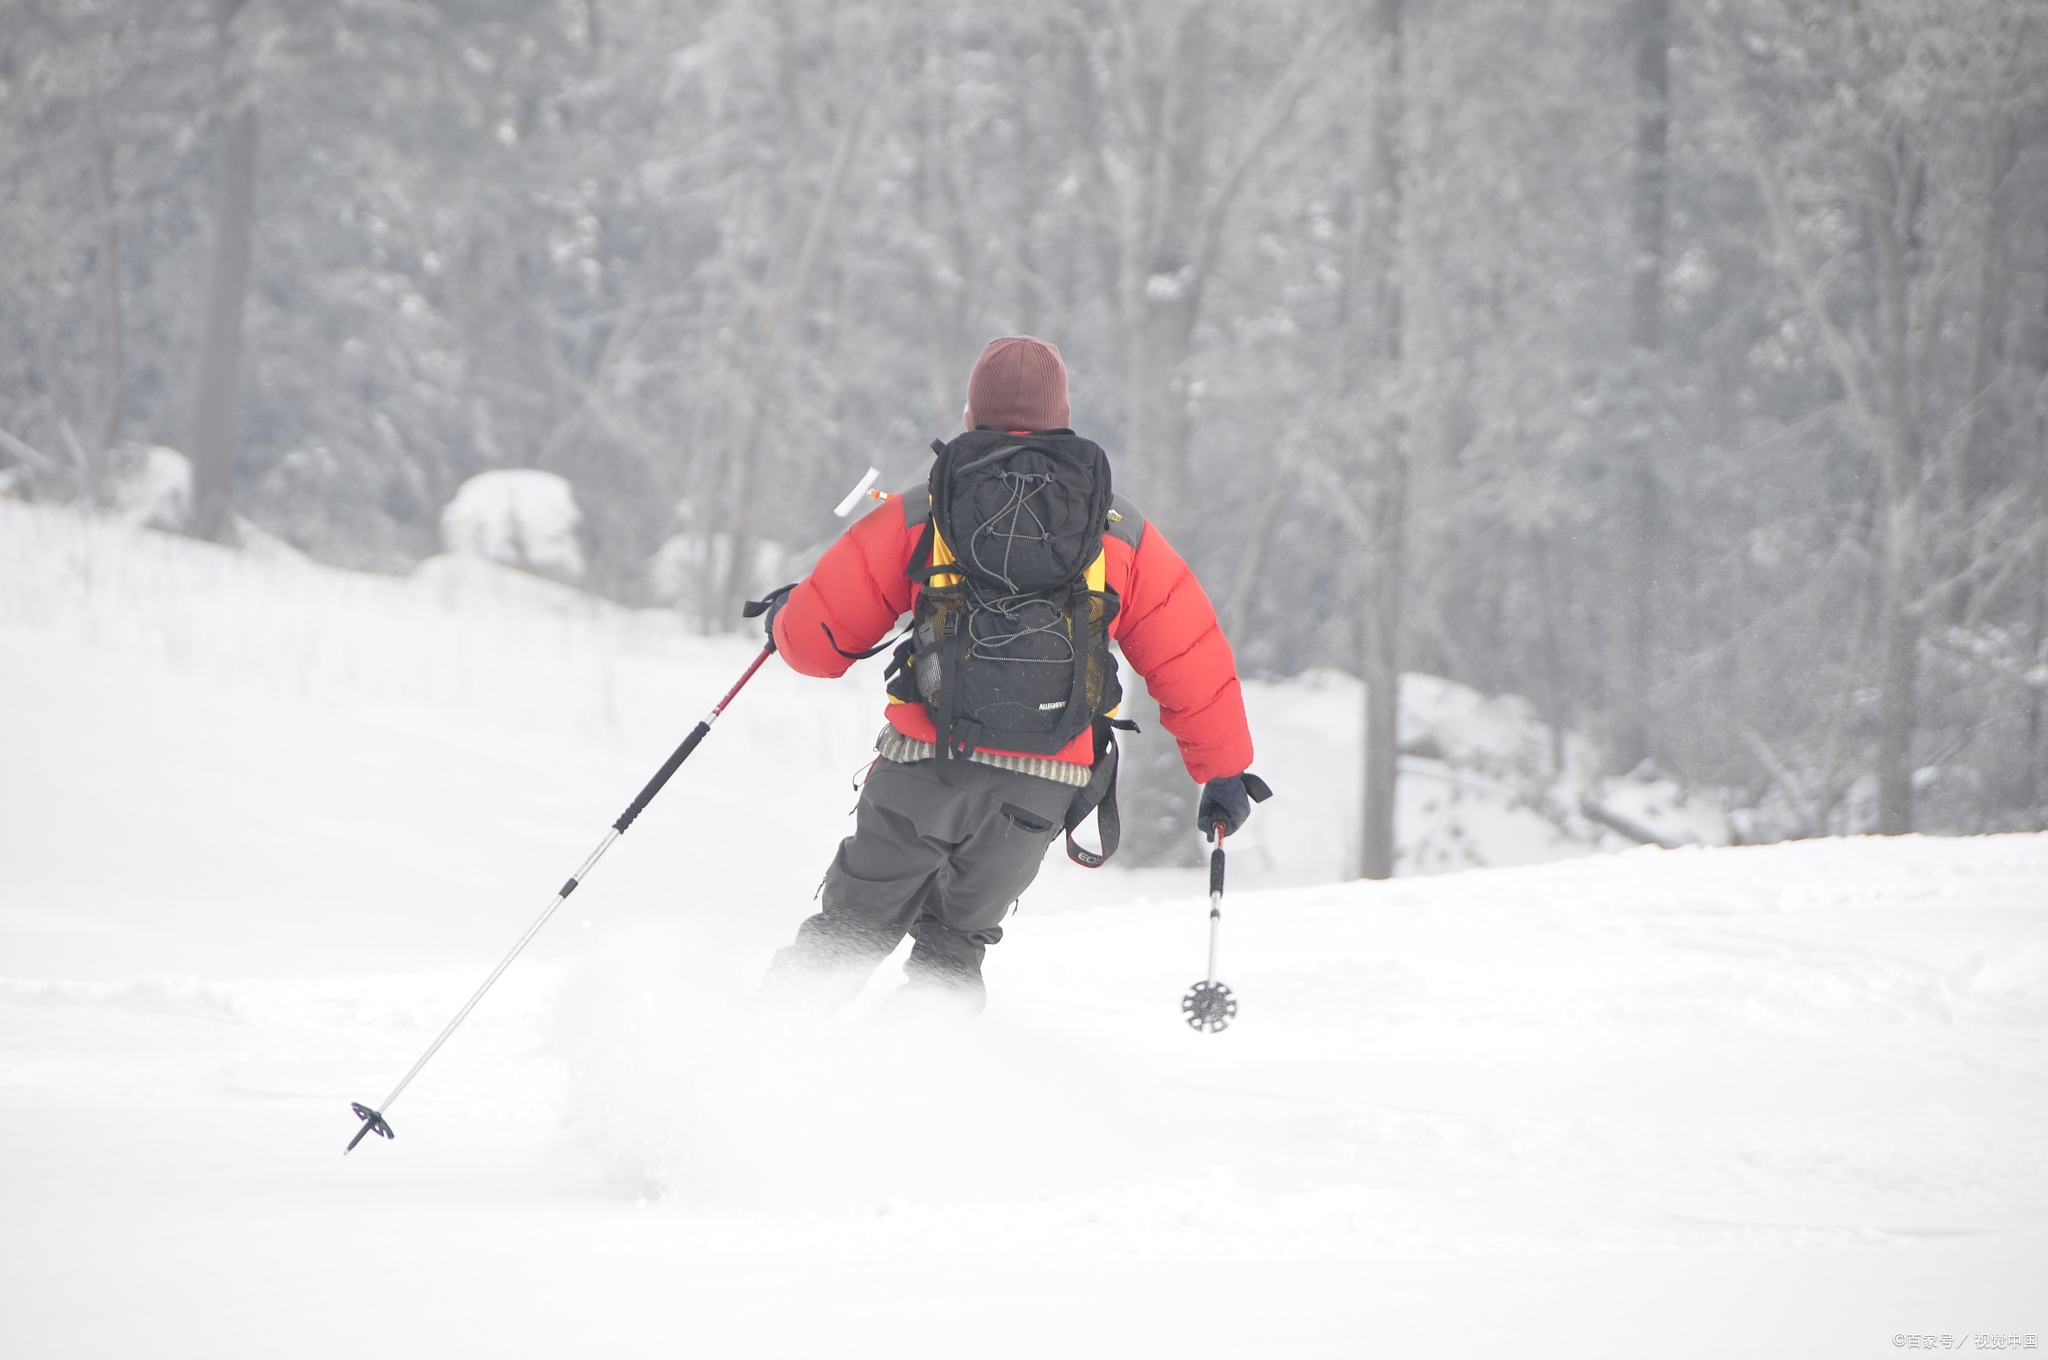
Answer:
xmin=1197 ymin=771 xmax=1273 ymax=841
xmin=742 ymin=582 xmax=799 ymax=649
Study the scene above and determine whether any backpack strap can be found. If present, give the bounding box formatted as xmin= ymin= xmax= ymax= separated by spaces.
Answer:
xmin=904 ymin=518 xmax=947 ymax=584
xmin=900 ymin=482 xmax=931 ymax=527
xmin=933 ymin=615 xmax=977 ymax=785
xmin=1064 ymin=716 xmax=1139 ymax=868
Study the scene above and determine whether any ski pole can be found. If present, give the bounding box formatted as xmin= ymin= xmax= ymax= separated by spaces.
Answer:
xmin=1206 ymin=832 xmax=1224 ymax=985
xmin=1181 ymin=828 xmax=1238 ymax=1033
xmin=345 ymin=641 xmax=778 ymax=1153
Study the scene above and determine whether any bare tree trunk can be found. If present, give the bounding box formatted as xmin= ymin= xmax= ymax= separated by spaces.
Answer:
xmin=1608 ymin=0 xmax=1669 ymax=774
xmin=1874 ymin=497 xmax=1918 ymax=833
xmin=1101 ymin=1 xmax=1342 ymax=542
xmin=1359 ymin=452 xmax=1405 ymax=880
xmin=2022 ymin=107 xmax=2048 ymax=825
xmin=2024 ymin=542 xmax=2044 ymax=818
xmin=716 ymin=62 xmax=878 ymax=625
xmin=1627 ymin=0 xmax=1669 ymax=358
xmin=1124 ymin=291 xmax=1200 ymax=535
xmin=914 ymin=72 xmax=966 ymax=420
xmin=1101 ymin=5 xmax=1347 ymax=868
xmin=1358 ymin=0 xmax=1404 ymax=881
xmin=1224 ymin=455 xmax=1289 ymax=645
xmin=187 ymin=0 xmax=257 ymax=543
xmin=1534 ymin=531 xmax=1569 ymax=772
xmin=89 ymin=137 xmax=123 ymax=457
xmin=1958 ymin=96 xmax=2017 ymax=619
xmin=1957 ymin=96 xmax=2007 ymax=510
xmin=2024 ymin=256 xmax=2048 ymax=822
xmin=1868 ymin=123 xmax=1923 ymax=835
xmin=1121 ymin=0 xmax=1209 ymax=539
xmin=1696 ymin=11 xmax=1936 ymax=831
xmin=1097 ymin=4 xmax=1215 ymax=870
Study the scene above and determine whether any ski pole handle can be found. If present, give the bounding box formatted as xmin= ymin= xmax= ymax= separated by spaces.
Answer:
xmin=614 ymin=722 xmax=708 ymax=833
xmin=1209 ymin=828 xmax=1226 ymax=897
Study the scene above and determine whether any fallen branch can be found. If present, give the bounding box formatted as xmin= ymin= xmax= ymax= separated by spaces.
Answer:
xmin=1731 ymin=719 xmax=1823 ymax=838
xmin=0 ymin=424 xmax=62 ymax=475
xmin=1578 ymin=797 xmax=1689 ymax=851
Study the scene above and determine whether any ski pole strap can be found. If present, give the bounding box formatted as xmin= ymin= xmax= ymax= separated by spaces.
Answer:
xmin=741 ymin=584 xmax=799 ymax=621
xmin=821 ymin=620 xmax=901 ymax=661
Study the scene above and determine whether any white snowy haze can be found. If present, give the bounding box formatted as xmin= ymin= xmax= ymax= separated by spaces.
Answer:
xmin=5 ymin=0 xmax=2048 ymax=1353
xmin=3 ymin=503 xmax=2044 ymax=1357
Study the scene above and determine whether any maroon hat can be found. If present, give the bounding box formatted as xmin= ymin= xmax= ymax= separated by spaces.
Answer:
xmin=963 ymin=336 xmax=1070 ymax=432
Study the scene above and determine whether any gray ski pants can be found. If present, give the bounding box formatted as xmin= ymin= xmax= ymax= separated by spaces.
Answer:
xmin=775 ymin=754 xmax=1076 ymax=993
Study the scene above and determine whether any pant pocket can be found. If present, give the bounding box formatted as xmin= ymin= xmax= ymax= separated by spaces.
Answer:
xmin=999 ymin=802 xmax=1057 ymax=835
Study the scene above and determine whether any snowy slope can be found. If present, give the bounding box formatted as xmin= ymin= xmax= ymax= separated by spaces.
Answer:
xmin=2 ymin=502 xmax=2044 ymax=1358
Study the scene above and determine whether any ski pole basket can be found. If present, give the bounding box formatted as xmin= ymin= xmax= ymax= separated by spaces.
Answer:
xmin=1181 ymin=828 xmax=1237 ymax=1033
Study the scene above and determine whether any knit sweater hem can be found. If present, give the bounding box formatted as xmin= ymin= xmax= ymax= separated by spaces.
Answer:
xmin=875 ymin=727 xmax=1092 ymax=788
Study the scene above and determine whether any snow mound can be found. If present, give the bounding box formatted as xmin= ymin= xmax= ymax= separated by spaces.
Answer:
xmin=108 ymin=443 xmax=192 ymax=530
xmin=1241 ymin=670 xmax=1734 ymax=880
xmin=440 ymin=469 xmax=586 ymax=581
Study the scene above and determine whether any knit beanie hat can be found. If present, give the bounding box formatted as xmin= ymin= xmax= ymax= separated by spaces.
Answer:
xmin=962 ymin=336 xmax=1070 ymax=432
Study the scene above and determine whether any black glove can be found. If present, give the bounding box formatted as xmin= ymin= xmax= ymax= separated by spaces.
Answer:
xmin=1197 ymin=771 xmax=1273 ymax=842
xmin=741 ymin=582 xmax=799 ymax=648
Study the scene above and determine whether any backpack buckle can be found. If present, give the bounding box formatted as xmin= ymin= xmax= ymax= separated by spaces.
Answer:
xmin=946 ymin=717 xmax=984 ymax=759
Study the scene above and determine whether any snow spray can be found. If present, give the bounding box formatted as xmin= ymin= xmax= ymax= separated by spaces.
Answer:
xmin=345 ymin=640 xmax=778 ymax=1153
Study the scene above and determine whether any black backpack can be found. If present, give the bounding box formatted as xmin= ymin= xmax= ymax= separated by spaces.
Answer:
xmin=885 ymin=429 xmax=1126 ymax=783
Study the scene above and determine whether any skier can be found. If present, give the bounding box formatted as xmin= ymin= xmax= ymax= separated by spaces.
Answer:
xmin=756 ymin=336 xmax=1267 ymax=1010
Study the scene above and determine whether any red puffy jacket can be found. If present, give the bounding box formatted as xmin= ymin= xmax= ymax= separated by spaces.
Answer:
xmin=773 ymin=490 xmax=1253 ymax=785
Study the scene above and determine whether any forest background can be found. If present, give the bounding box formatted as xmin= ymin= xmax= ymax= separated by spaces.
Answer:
xmin=5 ymin=0 xmax=2046 ymax=872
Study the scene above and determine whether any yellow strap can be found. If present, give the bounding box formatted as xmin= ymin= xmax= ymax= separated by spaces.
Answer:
xmin=926 ymin=524 xmax=961 ymax=587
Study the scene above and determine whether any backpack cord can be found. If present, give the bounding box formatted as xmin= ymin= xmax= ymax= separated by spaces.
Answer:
xmin=959 ymin=467 xmax=1080 ymax=665
xmin=967 ymin=467 xmax=1057 ymax=592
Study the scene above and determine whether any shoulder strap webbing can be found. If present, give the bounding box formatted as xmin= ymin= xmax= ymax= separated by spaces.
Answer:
xmin=1064 ymin=716 xmax=1139 ymax=868
xmin=933 ymin=613 xmax=976 ymax=785
xmin=1106 ymin=496 xmax=1144 ymax=550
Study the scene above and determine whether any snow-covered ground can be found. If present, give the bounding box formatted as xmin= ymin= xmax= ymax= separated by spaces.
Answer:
xmin=3 ymin=501 xmax=2043 ymax=1357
